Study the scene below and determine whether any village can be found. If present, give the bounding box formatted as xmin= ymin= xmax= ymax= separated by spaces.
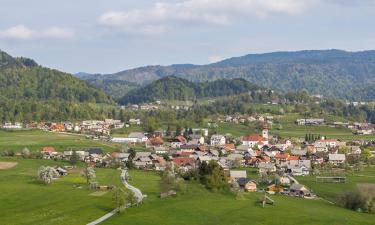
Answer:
xmin=2 ymin=116 xmax=374 ymax=202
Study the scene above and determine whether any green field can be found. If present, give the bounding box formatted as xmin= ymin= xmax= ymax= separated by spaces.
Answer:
xmin=271 ymin=113 xmax=375 ymax=141
xmin=1 ymin=157 xmax=374 ymax=225
xmin=0 ymin=130 xmax=121 ymax=152
xmin=297 ymin=166 xmax=375 ymax=202
xmin=104 ymin=178 xmax=375 ymax=225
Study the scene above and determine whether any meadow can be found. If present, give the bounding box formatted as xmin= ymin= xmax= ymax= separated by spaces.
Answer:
xmin=0 ymin=130 xmax=121 ymax=152
xmin=1 ymin=157 xmax=374 ymax=225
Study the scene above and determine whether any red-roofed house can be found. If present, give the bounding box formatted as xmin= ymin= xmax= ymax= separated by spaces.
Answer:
xmin=41 ymin=147 xmax=56 ymax=155
xmin=242 ymin=134 xmax=268 ymax=147
xmin=172 ymin=157 xmax=196 ymax=172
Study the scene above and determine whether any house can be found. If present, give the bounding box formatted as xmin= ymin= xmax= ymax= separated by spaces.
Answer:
xmin=188 ymin=135 xmax=205 ymax=145
xmin=348 ymin=146 xmax=361 ymax=154
xmin=222 ymin=143 xmax=235 ymax=153
xmin=172 ymin=157 xmax=196 ymax=172
xmin=87 ymin=148 xmax=104 ymax=156
xmin=170 ymin=135 xmax=187 ymax=148
xmin=290 ymin=184 xmax=310 ymax=196
xmin=267 ymin=184 xmax=284 ymax=194
xmin=236 ymin=178 xmax=257 ymax=192
xmin=291 ymin=166 xmax=310 ymax=176
xmin=128 ymin=132 xmax=148 ymax=143
xmin=229 ymin=170 xmax=247 ymax=180
xmin=242 ymin=134 xmax=268 ymax=148
xmin=41 ymin=147 xmax=56 ymax=155
xmin=258 ymin=162 xmax=276 ymax=173
xmin=153 ymin=146 xmax=168 ymax=154
xmin=328 ymin=154 xmax=346 ymax=165
xmin=210 ymin=135 xmax=226 ymax=146
xmin=149 ymin=136 xmax=164 ymax=146
xmin=235 ymin=145 xmax=252 ymax=153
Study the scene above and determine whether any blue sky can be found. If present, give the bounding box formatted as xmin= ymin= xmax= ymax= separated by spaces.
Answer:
xmin=0 ymin=0 xmax=375 ymax=74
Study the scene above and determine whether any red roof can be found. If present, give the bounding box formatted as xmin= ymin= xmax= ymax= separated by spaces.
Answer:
xmin=223 ymin=143 xmax=235 ymax=151
xmin=288 ymin=156 xmax=300 ymax=161
xmin=172 ymin=157 xmax=196 ymax=166
xmin=175 ymin=135 xmax=187 ymax=143
xmin=243 ymin=134 xmax=265 ymax=142
xmin=275 ymin=153 xmax=290 ymax=159
xmin=41 ymin=147 xmax=56 ymax=153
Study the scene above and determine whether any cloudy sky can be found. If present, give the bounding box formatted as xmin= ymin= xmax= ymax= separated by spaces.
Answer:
xmin=0 ymin=0 xmax=374 ymax=74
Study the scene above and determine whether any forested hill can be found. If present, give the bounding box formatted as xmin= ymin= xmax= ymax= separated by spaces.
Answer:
xmin=80 ymin=50 xmax=375 ymax=101
xmin=0 ymin=50 xmax=114 ymax=122
xmin=118 ymin=76 xmax=261 ymax=104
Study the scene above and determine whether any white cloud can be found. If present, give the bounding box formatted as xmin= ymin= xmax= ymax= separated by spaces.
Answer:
xmin=98 ymin=0 xmax=313 ymax=35
xmin=0 ymin=25 xmax=74 ymax=40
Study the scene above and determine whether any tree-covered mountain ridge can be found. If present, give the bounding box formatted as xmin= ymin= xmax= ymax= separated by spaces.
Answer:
xmin=79 ymin=49 xmax=375 ymax=101
xmin=118 ymin=76 xmax=261 ymax=104
xmin=0 ymin=49 xmax=114 ymax=122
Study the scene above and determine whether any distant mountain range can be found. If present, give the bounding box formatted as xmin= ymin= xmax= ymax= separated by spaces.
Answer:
xmin=0 ymin=49 xmax=114 ymax=122
xmin=77 ymin=50 xmax=375 ymax=101
xmin=118 ymin=76 xmax=261 ymax=105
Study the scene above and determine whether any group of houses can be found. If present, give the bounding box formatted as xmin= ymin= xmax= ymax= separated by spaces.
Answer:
xmin=10 ymin=118 xmax=142 ymax=136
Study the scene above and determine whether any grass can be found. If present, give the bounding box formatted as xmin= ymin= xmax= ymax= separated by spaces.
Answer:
xmin=271 ymin=113 xmax=375 ymax=141
xmin=0 ymin=157 xmax=120 ymax=225
xmin=103 ymin=181 xmax=375 ymax=225
xmin=0 ymin=130 xmax=121 ymax=152
xmin=1 ymin=157 xmax=374 ymax=225
xmin=297 ymin=166 xmax=375 ymax=202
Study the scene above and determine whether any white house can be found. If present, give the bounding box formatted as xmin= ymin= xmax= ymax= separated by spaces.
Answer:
xmin=210 ymin=135 xmax=226 ymax=146
xmin=328 ymin=154 xmax=346 ymax=165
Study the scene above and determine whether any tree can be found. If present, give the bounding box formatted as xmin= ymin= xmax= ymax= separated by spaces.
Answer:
xmin=70 ymin=150 xmax=78 ymax=165
xmin=176 ymin=125 xmax=182 ymax=136
xmin=21 ymin=147 xmax=30 ymax=158
xmin=205 ymin=161 xmax=227 ymax=191
xmin=112 ymin=186 xmax=126 ymax=212
xmin=361 ymin=148 xmax=372 ymax=164
xmin=125 ymin=188 xmax=138 ymax=206
xmin=166 ymin=125 xmax=171 ymax=137
xmin=160 ymin=163 xmax=177 ymax=194
xmin=38 ymin=166 xmax=59 ymax=184
xmin=81 ymin=166 xmax=96 ymax=184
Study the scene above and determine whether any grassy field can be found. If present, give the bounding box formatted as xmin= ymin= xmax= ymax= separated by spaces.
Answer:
xmin=0 ymin=130 xmax=121 ymax=152
xmin=271 ymin=113 xmax=375 ymax=141
xmin=104 ymin=181 xmax=375 ymax=225
xmin=1 ymin=157 xmax=374 ymax=225
xmin=297 ymin=166 xmax=375 ymax=202
xmin=0 ymin=157 xmax=119 ymax=225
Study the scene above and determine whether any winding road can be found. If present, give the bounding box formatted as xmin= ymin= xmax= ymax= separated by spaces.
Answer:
xmin=86 ymin=169 xmax=144 ymax=225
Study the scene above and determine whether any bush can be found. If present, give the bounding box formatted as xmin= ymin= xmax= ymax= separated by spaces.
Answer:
xmin=337 ymin=185 xmax=375 ymax=213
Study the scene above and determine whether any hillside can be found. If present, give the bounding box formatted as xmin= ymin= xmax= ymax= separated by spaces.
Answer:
xmin=80 ymin=50 xmax=375 ymax=101
xmin=118 ymin=76 xmax=261 ymax=105
xmin=0 ymin=50 xmax=114 ymax=122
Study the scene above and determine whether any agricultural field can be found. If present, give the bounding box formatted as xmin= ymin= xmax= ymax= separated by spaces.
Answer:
xmin=0 ymin=130 xmax=120 ymax=152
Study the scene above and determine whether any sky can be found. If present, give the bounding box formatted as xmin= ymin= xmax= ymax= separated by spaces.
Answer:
xmin=0 ymin=0 xmax=375 ymax=74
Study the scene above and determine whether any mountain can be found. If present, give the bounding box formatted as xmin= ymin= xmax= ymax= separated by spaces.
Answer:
xmin=0 ymin=49 xmax=114 ymax=122
xmin=80 ymin=50 xmax=375 ymax=101
xmin=118 ymin=76 xmax=261 ymax=105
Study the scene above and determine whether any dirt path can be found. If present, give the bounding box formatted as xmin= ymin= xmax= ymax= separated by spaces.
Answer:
xmin=0 ymin=162 xmax=18 ymax=170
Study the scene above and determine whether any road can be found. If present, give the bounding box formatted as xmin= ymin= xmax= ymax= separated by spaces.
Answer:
xmin=86 ymin=169 xmax=144 ymax=225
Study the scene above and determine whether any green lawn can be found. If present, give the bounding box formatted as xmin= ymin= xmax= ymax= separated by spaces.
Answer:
xmin=0 ymin=130 xmax=121 ymax=152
